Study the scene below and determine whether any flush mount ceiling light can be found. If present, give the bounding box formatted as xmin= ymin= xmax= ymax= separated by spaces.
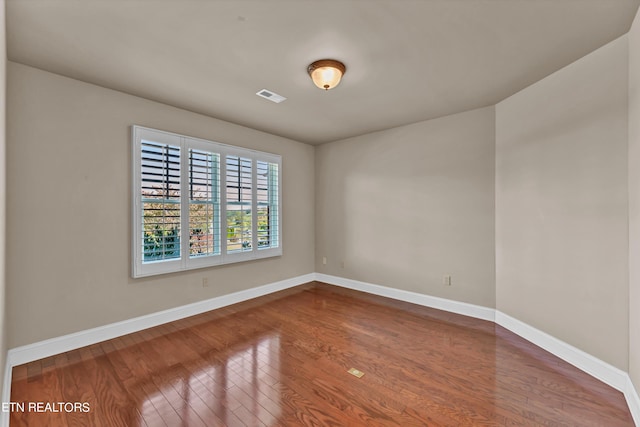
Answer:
xmin=307 ymin=59 xmax=346 ymax=90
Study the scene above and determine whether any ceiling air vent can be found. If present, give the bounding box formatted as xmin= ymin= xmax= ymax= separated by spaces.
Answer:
xmin=256 ymin=89 xmax=286 ymax=103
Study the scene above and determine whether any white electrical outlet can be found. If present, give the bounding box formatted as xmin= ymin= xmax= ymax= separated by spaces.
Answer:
xmin=443 ymin=275 xmax=452 ymax=286
xmin=202 ymin=277 xmax=209 ymax=288
xmin=322 ymin=256 xmax=327 ymax=265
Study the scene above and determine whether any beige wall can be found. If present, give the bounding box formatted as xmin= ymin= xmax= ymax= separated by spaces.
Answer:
xmin=629 ymin=6 xmax=640 ymax=396
xmin=315 ymin=107 xmax=496 ymax=308
xmin=0 ymin=0 xmax=7 ymax=398
xmin=6 ymin=62 xmax=315 ymax=348
xmin=496 ymin=36 xmax=629 ymax=369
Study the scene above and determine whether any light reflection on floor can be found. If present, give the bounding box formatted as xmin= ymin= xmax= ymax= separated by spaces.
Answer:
xmin=140 ymin=334 xmax=281 ymax=426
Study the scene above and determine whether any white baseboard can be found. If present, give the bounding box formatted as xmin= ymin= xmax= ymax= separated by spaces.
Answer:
xmin=315 ymin=273 xmax=496 ymax=322
xmin=315 ymin=273 xmax=639 ymax=426
xmin=2 ymin=272 xmax=638 ymax=427
xmin=0 ymin=273 xmax=314 ymax=427
xmin=494 ymin=311 xmax=628 ymax=391
xmin=7 ymin=273 xmax=314 ymax=368
xmin=626 ymin=376 xmax=640 ymax=426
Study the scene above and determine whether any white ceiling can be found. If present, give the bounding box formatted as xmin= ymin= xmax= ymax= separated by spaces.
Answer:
xmin=6 ymin=0 xmax=640 ymax=145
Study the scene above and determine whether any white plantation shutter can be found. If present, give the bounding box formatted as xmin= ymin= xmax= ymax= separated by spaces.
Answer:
xmin=226 ymin=155 xmax=253 ymax=253
xmin=132 ymin=126 xmax=282 ymax=278
xmin=188 ymin=149 xmax=220 ymax=258
xmin=140 ymin=140 xmax=181 ymax=262
xmin=257 ymin=160 xmax=279 ymax=250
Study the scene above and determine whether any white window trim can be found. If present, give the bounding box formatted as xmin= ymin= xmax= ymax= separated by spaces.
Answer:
xmin=132 ymin=125 xmax=282 ymax=278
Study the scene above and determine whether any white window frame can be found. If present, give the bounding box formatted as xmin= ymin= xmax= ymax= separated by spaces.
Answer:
xmin=132 ymin=126 xmax=282 ymax=278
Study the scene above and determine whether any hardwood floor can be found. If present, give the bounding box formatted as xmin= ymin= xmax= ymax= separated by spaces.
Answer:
xmin=10 ymin=282 xmax=634 ymax=426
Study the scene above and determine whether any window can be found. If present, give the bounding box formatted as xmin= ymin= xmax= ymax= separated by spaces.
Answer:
xmin=132 ymin=126 xmax=281 ymax=278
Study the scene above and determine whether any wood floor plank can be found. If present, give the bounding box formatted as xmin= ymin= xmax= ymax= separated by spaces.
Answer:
xmin=9 ymin=282 xmax=635 ymax=426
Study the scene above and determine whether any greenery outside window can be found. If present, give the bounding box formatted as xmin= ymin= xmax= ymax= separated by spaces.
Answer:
xmin=132 ymin=126 xmax=281 ymax=278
